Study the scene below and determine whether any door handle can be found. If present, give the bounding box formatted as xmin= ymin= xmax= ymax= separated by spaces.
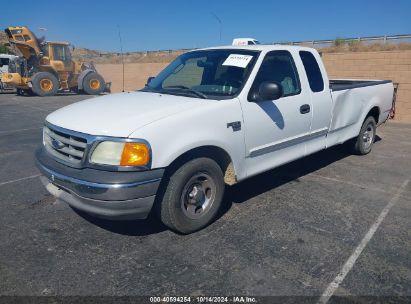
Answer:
xmin=300 ymin=104 xmax=311 ymax=114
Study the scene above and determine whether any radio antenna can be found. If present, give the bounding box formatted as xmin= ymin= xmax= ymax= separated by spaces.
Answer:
xmin=117 ymin=24 xmax=125 ymax=92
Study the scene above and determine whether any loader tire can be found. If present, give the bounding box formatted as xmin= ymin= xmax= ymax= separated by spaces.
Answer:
xmin=82 ymin=72 xmax=105 ymax=95
xmin=31 ymin=72 xmax=59 ymax=97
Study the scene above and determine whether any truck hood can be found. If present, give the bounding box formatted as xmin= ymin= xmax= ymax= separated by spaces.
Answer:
xmin=46 ymin=91 xmax=206 ymax=137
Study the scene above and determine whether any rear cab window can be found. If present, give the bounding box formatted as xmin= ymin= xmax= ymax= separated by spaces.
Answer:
xmin=0 ymin=58 xmax=10 ymax=66
xmin=299 ymin=51 xmax=324 ymax=92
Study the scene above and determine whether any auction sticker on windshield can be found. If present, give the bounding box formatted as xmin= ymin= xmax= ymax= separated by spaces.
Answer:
xmin=222 ymin=54 xmax=253 ymax=68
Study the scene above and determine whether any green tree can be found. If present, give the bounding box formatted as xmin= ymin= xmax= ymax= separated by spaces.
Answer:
xmin=0 ymin=44 xmax=11 ymax=54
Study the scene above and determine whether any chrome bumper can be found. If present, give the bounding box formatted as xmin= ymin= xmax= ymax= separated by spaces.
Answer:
xmin=35 ymin=147 xmax=164 ymax=220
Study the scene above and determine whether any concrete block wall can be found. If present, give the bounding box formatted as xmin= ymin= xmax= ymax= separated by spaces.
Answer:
xmin=98 ymin=50 xmax=411 ymax=123
xmin=322 ymin=51 xmax=411 ymax=122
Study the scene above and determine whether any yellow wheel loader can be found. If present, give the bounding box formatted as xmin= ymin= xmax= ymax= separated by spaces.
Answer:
xmin=0 ymin=26 xmax=110 ymax=96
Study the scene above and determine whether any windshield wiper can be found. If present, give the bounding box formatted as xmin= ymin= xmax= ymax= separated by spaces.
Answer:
xmin=163 ymin=85 xmax=208 ymax=99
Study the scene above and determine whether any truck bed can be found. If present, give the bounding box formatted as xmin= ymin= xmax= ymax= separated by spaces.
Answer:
xmin=328 ymin=79 xmax=393 ymax=148
xmin=330 ymin=79 xmax=392 ymax=91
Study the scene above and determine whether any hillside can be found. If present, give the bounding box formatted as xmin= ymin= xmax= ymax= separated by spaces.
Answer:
xmin=73 ymin=42 xmax=411 ymax=63
xmin=2 ymin=29 xmax=411 ymax=62
xmin=0 ymin=31 xmax=7 ymax=44
xmin=72 ymin=48 xmax=183 ymax=64
xmin=0 ymin=31 xmax=11 ymax=53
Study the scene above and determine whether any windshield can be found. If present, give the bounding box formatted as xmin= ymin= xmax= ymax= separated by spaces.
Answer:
xmin=143 ymin=49 xmax=260 ymax=100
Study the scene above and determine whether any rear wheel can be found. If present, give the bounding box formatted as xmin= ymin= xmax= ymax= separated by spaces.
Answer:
xmin=82 ymin=72 xmax=105 ymax=95
xmin=350 ymin=116 xmax=376 ymax=155
xmin=156 ymin=158 xmax=225 ymax=234
xmin=31 ymin=72 xmax=59 ymax=96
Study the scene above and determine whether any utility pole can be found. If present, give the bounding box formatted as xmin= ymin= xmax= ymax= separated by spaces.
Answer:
xmin=211 ymin=12 xmax=222 ymax=44
xmin=117 ymin=24 xmax=125 ymax=92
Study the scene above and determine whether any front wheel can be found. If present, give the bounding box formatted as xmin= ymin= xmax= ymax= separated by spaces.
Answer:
xmin=82 ymin=72 xmax=105 ymax=95
xmin=350 ymin=116 xmax=377 ymax=155
xmin=156 ymin=158 xmax=225 ymax=234
xmin=31 ymin=72 xmax=59 ymax=96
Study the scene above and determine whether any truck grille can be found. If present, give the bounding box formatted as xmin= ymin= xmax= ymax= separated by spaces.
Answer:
xmin=43 ymin=125 xmax=88 ymax=166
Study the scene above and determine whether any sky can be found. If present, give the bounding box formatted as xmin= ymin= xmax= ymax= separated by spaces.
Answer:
xmin=1 ymin=0 xmax=410 ymax=52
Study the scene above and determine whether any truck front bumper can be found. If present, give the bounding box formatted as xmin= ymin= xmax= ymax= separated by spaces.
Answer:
xmin=35 ymin=147 xmax=164 ymax=220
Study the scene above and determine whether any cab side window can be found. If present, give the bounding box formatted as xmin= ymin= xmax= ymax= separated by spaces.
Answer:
xmin=250 ymin=50 xmax=301 ymax=99
xmin=52 ymin=45 xmax=71 ymax=63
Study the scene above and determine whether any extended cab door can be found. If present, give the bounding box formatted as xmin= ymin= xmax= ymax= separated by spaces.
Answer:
xmin=298 ymin=50 xmax=333 ymax=154
xmin=241 ymin=50 xmax=313 ymax=177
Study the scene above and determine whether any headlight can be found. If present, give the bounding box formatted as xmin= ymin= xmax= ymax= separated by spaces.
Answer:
xmin=90 ymin=141 xmax=150 ymax=167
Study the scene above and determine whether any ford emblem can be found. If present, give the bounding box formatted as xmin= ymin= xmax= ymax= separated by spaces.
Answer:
xmin=51 ymin=138 xmax=65 ymax=149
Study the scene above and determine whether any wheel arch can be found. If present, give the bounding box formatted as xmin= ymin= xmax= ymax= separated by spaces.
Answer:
xmin=77 ymin=69 xmax=94 ymax=90
xmin=31 ymin=69 xmax=59 ymax=82
xmin=164 ymin=145 xmax=237 ymax=186
xmin=365 ymin=106 xmax=380 ymax=124
xmin=352 ymin=105 xmax=380 ymax=141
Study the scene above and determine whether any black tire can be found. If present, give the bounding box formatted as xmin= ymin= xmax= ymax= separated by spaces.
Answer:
xmin=82 ymin=72 xmax=105 ymax=95
xmin=156 ymin=158 xmax=225 ymax=234
xmin=350 ymin=116 xmax=377 ymax=155
xmin=23 ymin=89 xmax=35 ymax=96
xmin=71 ymin=86 xmax=80 ymax=94
xmin=31 ymin=72 xmax=59 ymax=96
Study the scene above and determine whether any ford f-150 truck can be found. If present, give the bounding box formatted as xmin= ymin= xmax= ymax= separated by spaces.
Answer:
xmin=36 ymin=45 xmax=394 ymax=233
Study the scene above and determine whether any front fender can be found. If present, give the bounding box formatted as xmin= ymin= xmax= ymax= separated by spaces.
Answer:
xmin=77 ymin=69 xmax=94 ymax=90
xmin=129 ymin=98 xmax=247 ymax=180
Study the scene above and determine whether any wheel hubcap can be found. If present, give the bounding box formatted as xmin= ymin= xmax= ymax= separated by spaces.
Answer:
xmin=181 ymin=172 xmax=216 ymax=219
xmin=362 ymin=123 xmax=374 ymax=149
xmin=89 ymin=79 xmax=100 ymax=90
xmin=40 ymin=79 xmax=53 ymax=92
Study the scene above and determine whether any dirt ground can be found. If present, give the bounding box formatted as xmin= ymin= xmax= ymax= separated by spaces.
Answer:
xmin=97 ymin=63 xmax=168 ymax=92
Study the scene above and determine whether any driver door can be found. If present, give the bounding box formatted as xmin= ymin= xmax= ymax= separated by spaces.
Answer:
xmin=241 ymin=50 xmax=312 ymax=177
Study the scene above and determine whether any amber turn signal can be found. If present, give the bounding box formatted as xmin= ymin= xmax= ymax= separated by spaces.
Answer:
xmin=120 ymin=143 xmax=150 ymax=166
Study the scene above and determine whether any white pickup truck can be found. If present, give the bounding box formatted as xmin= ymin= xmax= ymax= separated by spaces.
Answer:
xmin=0 ymin=54 xmax=18 ymax=91
xmin=36 ymin=45 xmax=394 ymax=233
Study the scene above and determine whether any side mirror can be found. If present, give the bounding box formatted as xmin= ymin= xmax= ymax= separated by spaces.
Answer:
xmin=257 ymin=81 xmax=283 ymax=101
xmin=146 ymin=76 xmax=155 ymax=86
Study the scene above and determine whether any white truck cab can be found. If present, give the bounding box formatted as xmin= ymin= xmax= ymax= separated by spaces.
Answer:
xmin=232 ymin=38 xmax=260 ymax=46
xmin=0 ymin=54 xmax=17 ymax=73
xmin=36 ymin=45 xmax=394 ymax=233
